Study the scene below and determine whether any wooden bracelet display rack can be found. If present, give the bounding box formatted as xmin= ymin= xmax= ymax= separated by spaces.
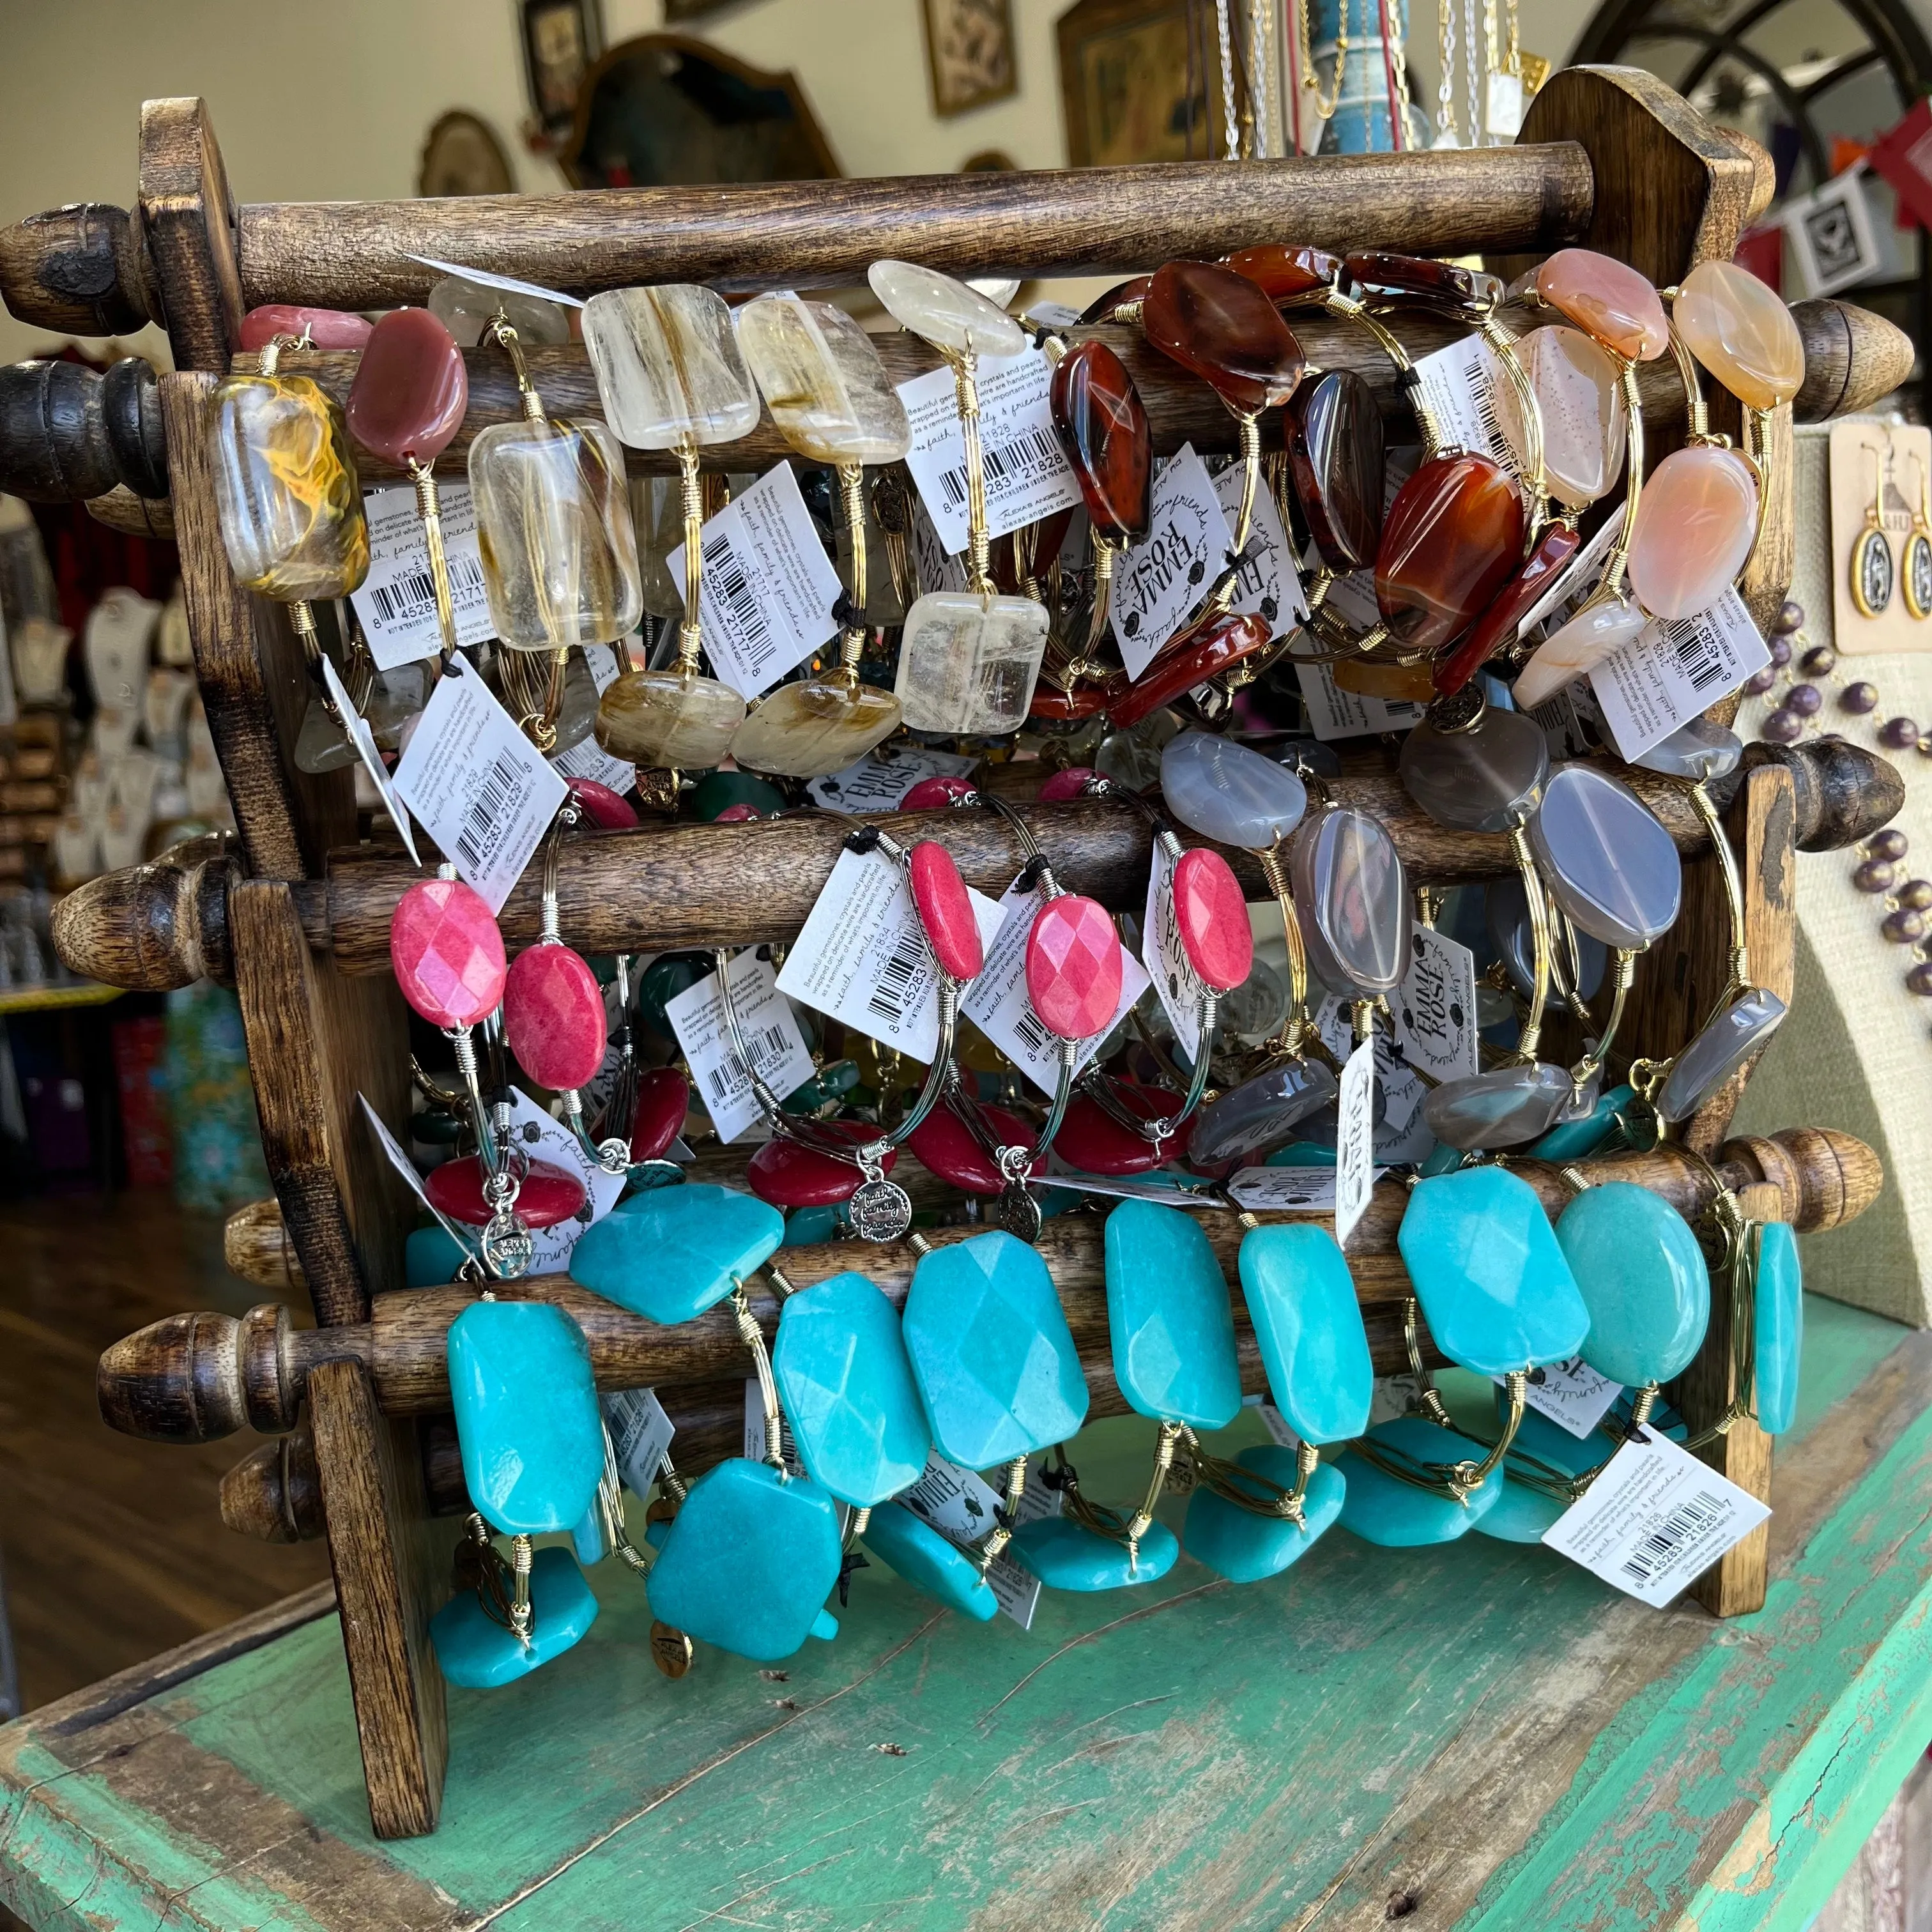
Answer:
xmin=0 ymin=68 xmax=1914 ymax=1841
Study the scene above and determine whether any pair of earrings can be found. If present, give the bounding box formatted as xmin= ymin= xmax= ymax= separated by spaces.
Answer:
xmin=1850 ymin=442 xmax=1932 ymax=622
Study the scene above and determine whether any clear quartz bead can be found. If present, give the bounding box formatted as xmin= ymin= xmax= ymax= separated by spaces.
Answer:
xmin=595 ymin=666 xmax=744 ymax=769
xmin=1528 ymin=763 xmax=1682 ymax=948
xmin=1512 ymin=595 xmax=1646 ymax=710
xmin=866 ymin=261 xmax=1026 ymax=358
xmin=428 ymin=273 xmax=572 ymax=349
xmin=581 ymin=286 xmax=760 ymax=449
xmin=551 ymin=649 xmax=602 ymax=753
xmin=1399 ymin=707 xmax=1549 ymax=832
xmin=737 ymin=295 xmax=912 ymax=466
xmin=894 ymin=591 xmax=1049 ymax=735
xmin=731 ymin=677 xmax=901 ymax=778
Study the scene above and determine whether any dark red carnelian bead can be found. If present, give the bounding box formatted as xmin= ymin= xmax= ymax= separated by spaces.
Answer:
xmin=1287 ymin=370 xmax=1386 ymax=574
xmin=1374 ymin=452 xmax=1524 ymax=652
xmin=1432 ymin=521 xmax=1583 ymax=696
xmin=1109 ymin=610 xmax=1273 ymax=730
xmin=1225 ymin=245 xmax=1343 ymax=300
xmin=1144 ymin=261 xmax=1304 ymax=417
xmin=1050 ymin=341 xmax=1153 ymax=544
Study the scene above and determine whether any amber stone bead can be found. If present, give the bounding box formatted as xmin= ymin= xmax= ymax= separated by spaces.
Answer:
xmin=1143 ymin=261 xmax=1305 ymax=417
xmin=1109 ymin=610 xmax=1272 ymax=729
xmin=1286 ymin=370 xmax=1386 ymax=574
xmin=1432 ymin=521 xmax=1582 ymax=696
xmin=346 ymin=308 xmax=469 ymax=467
xmin=1374 ymin=452 xmax=1525 ymax=652
xmin=1225 ymin=245 xmax=1343 ymax=300
xmin=1344 ymin=252 xmax=1502 ymax=311
xmin=1031 ymin=671 xmax=1128 ymax=721
xmin=1079 ymin=277 xmax=1152 ymax=324
xmin=1050 ymin=342 xmax=1152 ymax=545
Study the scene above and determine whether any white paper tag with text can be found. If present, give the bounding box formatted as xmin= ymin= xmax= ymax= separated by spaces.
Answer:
xmin=1142 ymin=841 xmax=1210 ymax=1061
xmin=390 ymin=657 xmax=567 ymax=913
xmin=778 ymin=845 xmax=1004 ymax=1063
xmin=1295 ymin=657 xmax=1427 ymax=740
xmin=1112 ymin=446 xmax=1232 ymax=680
xmin=351 ymin=482 xmax=493 ymax=670
xmin=664 ymin=949 xmax=816 ymax=1144
xmin=666 ymin=462 xmax=841 ymax=700
xmin=551 ymin=643 xmax=635 ymax=796
xmin=1042 ymin=1160 xmax=1222 ymax=1206
xmin=321 ymin=653 xmax=420 ymax=864
xmin=1543 ymin=1425 xmax=1769 ymax=1606
xmin=804 ymin=739 xmax=977 ymax=811
xmin=898 ymin=350 xmax=1081 ymax=556
xmin=1590 ymin=591 xmax=1770 ymax=762
xmin=1411 ymin=334 xmax=1517 ymax=478
xmin=1213 ymin=461 xmax=1309 ymax=636
xmin=1334 ymin=1036 xmax=1379 ymax=1248
xmin=1229 ymin=1167 xmax=1336 ymax=1212
xmin=1025 ymin=301 xmax=1084 ymax=331
xmin=602 ymin=1386 xmax=675 ymax=1496
xmin=1315 ymin=997 xmax=1433 ymax=1165
xmin=896 ymin=1450 xmax=1062 ymax=1630
xmin=502 ymin=1087 xmax=626 ymax=1272
xmin=1503 ymin=1357 xmax=1625 ymax=1438
xmin=1394 ymin=925 xmax=1480 ymax=1083
xmin=742 ymin=1380 xmax=805 ymax=1475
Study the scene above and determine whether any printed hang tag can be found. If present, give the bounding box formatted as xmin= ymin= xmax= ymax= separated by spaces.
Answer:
xmin=1394 ymin=924 xmax=1479 ymax=1083
xmin=501 ymin=1087 xmax=626 ymax=1273
xmin=390 ymin=655 xmax=567 ymax=913
xmin=1225 ymin=1165 xmax=1385 ymax=1213
xmin=1213 ymin=461 xmax=1309 ymax=637
xmin=601 ymin=1387 xmax=675 ymax=1496
xmin=1294 ymin=657 xmax=1427 ymax=740
xmin=1589 ymin=590 xmax=1770 ymax=762
xmin=1333 ymin=1035 xmax=1379 ymax=1248
xmin=804 ymin=739 xmax=977 ymax=811
xmin=350 ymin=481 xmax=493 ymax=670
xmin=1411 ymin=335 xmax=1517 ymax=478
xmin=321 ymin=653 xmax=420 ymax=864
xmin=1485 ymin=68 xmax=1526 ymax=139
xmin=1024 ymin=300 xmax=1084 ymax=331
xmin=1112 ymin=445 xmax=1232 ymax=680
xmin=551 ymin=643 xmax=635 ymax=796
xmin=1500 ymin=1358 xmax=1624 ymax=1439
xmin=666 ymin=461 xmax=842 ymax=700
xmin=896 ymin=1450 xmax=1062 ymax=1630
xmin=910 ymin=496 xmax=970 ymax=596
xmin=1542 ymin=1425 xmax=1770 ymax=1607
xmin=778 ymin=845 xmax=1004 ymax=1063
xmin=1315 ymin=996 xmax=1434 ymax=1166
xmin=663 ymin=948 xmax=816 ymax=1144
xmin=1042 ymin=1158 xmax=1222 ymax=1206
xmin=897 ymin=350 xmax=1081 ymax=557
xmin=1143 ymin=841 xmax=1211 ymax=1061
xmin=960 ymin=883 xmax=1151 ymax=1100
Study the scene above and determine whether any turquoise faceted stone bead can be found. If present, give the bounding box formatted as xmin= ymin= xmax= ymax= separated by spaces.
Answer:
xmin=1527 ymin=1083 xmax=1636 ymax=1161
xmin=1397 ymin=1168 xmax=1590 ymax=1375
xmin=431 ymin=1546 xmax=599 ymax=1688
xmin=406 ymin=1222 xmax=470 ymax=1286
xmin=1754 ymin=1221 xmax=1802 ymax=1434
xmin=1336 ymin=1416 xmax=1502 ymax=1545
xmin=1418 ymin=1142 xmax=1468 ymax=1177
xmin=647 ymin=1458 xmax=843 ymax=1661
xmin=1265 ymin=1143 xmax=1338 ymax=1167
xmin=572 ymin=1182 xmax=785 ymax=1322
xmin=448 ymin=1301 xmax=603 ymax=1535
xmin=572 ymin=1503 xmax=608 ymax=1565
xmin=861 ymin=1503 xmax=999 ymax=1620
xmin=783 ymin=1204 xmax=846 ymax=1247
xmin=901 ymin=1230 xmax=1089 ymax=1468
xmin=1238 ymin=1224 xmax=1372 ymax=1445
xmin=1183 ymin=1447 xmax=1345 ymax=1581
xmin=774 ymin=1271 xmax=931 ymax=1506
xmin=1472 ymin=1407 xmax=1608 ymax=1544
xmin=1103 ymin=1200 xmax=1241 ymax=1430
xmin=1556 ymin=1182 xmax=1709 ymax=1388
xmin=1010 ymin=1514 xmax=1180 ymax=1590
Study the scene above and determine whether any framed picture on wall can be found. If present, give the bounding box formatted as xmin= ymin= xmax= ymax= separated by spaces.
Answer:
xmin=519 ymin=0 xmax=605 ymax=144
xmin=1057 ymin=0 xmax=1222 ymax=166
xmin=923 ymin=0 xmax=1019 ymax=118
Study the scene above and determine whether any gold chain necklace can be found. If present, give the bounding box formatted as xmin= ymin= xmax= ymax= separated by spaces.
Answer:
xmin=1300 ymin=0 xmax=1349 ymax=124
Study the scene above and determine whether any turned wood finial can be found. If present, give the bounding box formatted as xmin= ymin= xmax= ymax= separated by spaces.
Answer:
xmin=0 ymin=356 xmax=168 ymax=503
xmin=224 ymin=1198 xmax=307 ymax=1291
xmin=98 ymin=1301 xmax=302 ymax=1443
xmin=1740 ymin=738 xmax=1905 ymax=852
xmin=1721 ymin=1127 xmax=1882 ymax=1231
xmin=220 ymin=1425 xmax=323 ymax=1542
xmin=0 ymin=202 xmax=159 ymax=335
xmin=50 ymin=845 xmax=233 ymax=990
xmin=1792 ymin=298 xmax=1917 ymax=422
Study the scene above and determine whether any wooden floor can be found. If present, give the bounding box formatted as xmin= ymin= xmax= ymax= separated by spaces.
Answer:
xmin=0 ymin=1192 xmax=330 ymax=1713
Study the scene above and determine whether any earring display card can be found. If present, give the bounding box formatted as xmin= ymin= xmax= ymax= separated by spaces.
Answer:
xmin=1830 ymin=418 xmax=1932 ymax=655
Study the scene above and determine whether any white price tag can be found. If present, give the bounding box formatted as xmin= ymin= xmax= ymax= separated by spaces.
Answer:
xmin=1411 ymin=335 xmax=1517 ymax=479
xmin=1543 ymin=1425 xmax=1769 ymax=1607
xmin=1227 ymin=1167 xmax=1341 ymax=1212
xmin=501 ymin=1088 xmax=625 ymax=1273
xmin=1213 ymin=461 xmax=1309 ymax=637
xmin=896 ymin=1450 xmax=1062 ymax=1630
xmin=1112 ymin=446 xmax=1232 ymax=680
xmin=1514 ymin=512 xmax=1622 ymax=641
xmin=1589 ymin=591 xmax=1770 ymax=761
xmin=351 ymin=482 xmax=493 ymax=670
xmin=960 ymin=884 xmax=1150 ymax=1099
xmin=666 ymin=462 xmax=842 ymax=700
xmin=1334 ymin=1036 xmax=1378 ymax=1248
xmin=804 ymin=740 xmax=977 ymax=811
xmin=1485 ymin=69 xmax=1526 ymax=139
xmin=1142 ymin=841 xmax=1211 ymax=1061
xmin=1501 ymin=1358 xmax=1624 ymax=1439
xmin=1369 ymin=1374 xmax=1429 ymax=1428
xmin=551 ymin=644 xmax=635 ymax=797
xmin=778 ymin=845 xmax=1004 ymax=1063
xmin=1025 ymin=301 xmax=1084 ymax=330
xmin=664 ymin=949 xmax=816 ymax=1144
xmin=1395 ymin=925 xmax=1479 ymax=1082
xmin=898 ymin=350 xmax=1081 ymax=556
xmin=601 ymin=1387 xmax=675 ymax=1496
xmin=1316 ymin=997 xmax=1434 ymax=1165
xmin=321 ymin=654 xmax=420 ymax=864
xmin=390 ymin=656 xmax=567 ymax=913
xmin=1294 ymin=657 xmax=1427 ymax=740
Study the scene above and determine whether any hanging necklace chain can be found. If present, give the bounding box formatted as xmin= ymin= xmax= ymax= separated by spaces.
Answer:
xmin=1216 ymin=0 xmax=1241 ymax=158
xmin=1462 ymin=0 xmax=1483 ymax=144
xmin=1298 ymin=0 xmax=1348 ymax=125
xmin=1249 ymin=0 xmax=1273 ymax=157
xmin=1436 ymin=0 xmax=1457 ymax=142
xmin=1384 ymin=0 xmax=1410 ymax=144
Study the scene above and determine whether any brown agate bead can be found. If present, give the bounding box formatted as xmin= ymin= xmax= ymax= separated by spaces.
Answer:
xmin=1374 ymin=452 xmax=1524 ymax=652
xmin=1286 ymin=369 xmax=1386 ymax=573
xmin=346 ymin=308 xmax=469 ymax=467
xmin=1144 ymin=261 xmax=1305 ymax=417
xmin=1432 ymin=520 xmax=1582 ymax=696
xmin=1344 ymin=252 xmax=1503 ymax=311
xmin=1050 ymin=342 xmax=1153 ymax=544
xmin=1080 ymin=275 xmax=1153 ymax=324
xmin=1225 ymin=245 xmax=1343 ymax=300
xmin=1110 ymin=610 xmax=1272 ymax=728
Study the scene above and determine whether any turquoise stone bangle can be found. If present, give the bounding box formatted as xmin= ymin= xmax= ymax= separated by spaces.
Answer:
xmin=1556 ymin=1181 xmax=1709 ymax=1388
xmin=571 ymin=1181 xmax=785 ymax=1322
xmin=430 ymin=1546 xmax=599 ymax=1688
xmin=1336 ymin=1416 xmax=1504 ymax=1545
xmin=1183 ymin=1447 xmax=1346 ymax=1581
xmin=1103 ymin=1200 xmax=1241 ymax=1430
xmin=1238 ymin=1224 xmax=1373 ymax=1445
xmin=1009 ymin=1514 xmax=1180 ymax=1591
xmin=861 ymin=1503 xmax=999 ymax=1620
xmin=1754 ymin=1221 xmax=1803 ymax=1434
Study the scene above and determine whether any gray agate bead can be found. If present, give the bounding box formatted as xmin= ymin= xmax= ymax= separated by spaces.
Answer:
xmin=1633 ymin=716 xmax=1742 ymax=783
xmin=1422 ymin=1062 xmax=1577 ymax=1149
xmin=1528 ymin=763 xmax=1683 ymax=948
xmin=1399 ymin=705 xmax=1549 ymax=832
xmin=1655 ymin=986 xmax=1788 ymax=1122
xmin=1160 ymin=732 xmax=1308 ymax=848
xmin=1188 ymin=1059 xmax=1340 ymax=1165
xmin=1290 ymin=805 xmax=1411 ymax=997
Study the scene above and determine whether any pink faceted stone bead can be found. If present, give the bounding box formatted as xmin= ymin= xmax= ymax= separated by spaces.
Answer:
xmin=900 ymin=775 xmax=979 ymax=811
xmin=1535 ymin=249 xmax=1669 ymax=362
xmin=1025 ymin=894 xmax=1124 ymax=1041
xmin=568 ymin=777 xmax=638 ymax=828
xmin=746 ymin=1121 xmax=898 ymax=1208
xmin=907 ymin=1100 xmax=1043 ymax=1193
xmin=630 ymin=1067 xmax=690 ymax=1163
xmin=347 ymin=308 xmax=469 ymax=466
xmin=425 ymin=1153 xmax=586 ymax=1228
xmin=714 ymin=802 xmax=764 ymax=822
xmin=1039 ymin=766 xmax=1096 ymax=802
xmin=1053 ymin=1083 xmax=1192 ymax=1174
xmin=1173 ymin=847 xmax=1253 ymax=992
xmin=908 ymin=841 xmax=983 ymax=981
xmin=503 ymin=942 xmax=608 ymax=1092
xmin=1628 ymin=445 xmax=1759 ymax=621
xmin=240 ymin=304 xmax=374 ymax=351
xmin=390 ymin=877 xmax=505 ymax=1028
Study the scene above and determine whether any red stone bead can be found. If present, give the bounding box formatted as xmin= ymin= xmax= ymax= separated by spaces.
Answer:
xmin=503 ymin=942 xmax=608 ymax=1092
xmin=1374 ymin=453 xmax=1525 ymax=652
xmin=1432 ymin=520 xmax=1583 ymax=696
xmin=1287 ymin=369 xmax=1385 ymax=574
xmin=629 ymin=1067 xmax=690 ymax=1162
xmin=1108 ymin=610 xmax=1273 ymax=730
xmin=1225 ymin=244 xmax=1343 ymax=300
xmin=346 ymin=308 xmax=469 ymax=466
xmin=1031 ymin=673 xmax=1126 ymax=721
xmin=390 ymin=877 xmax=505 ymax=1028
xmin=240 ymin=304 xmax=374 ymax=351
xmin=1344 ymin=251 xmax=1502 ymax=312
xmin=908 ymin=840 xmax=983 ymax=981
xmin=1080 ymin=275 xmax=1152 ymax=323
xmin=1025 ymin=894 xmax=1124 ymax=1041
xmin=1172 ymin=847 xmax=1253 ymax=990
xmin=1144 ymin=261 xmax=1305 ymax=418
xmin=425 ymin=1154 xmax=586 ymax=1228
xmin=1039 ymin=765 xmax=1097 ymax=802
xmin=714 ymin=802 xmax=763 ymax=822
xmin=1050 ymin=341 xmax=1152 ymax=544
xmin=744 ymin=1121 xmax=898 ymax=1208
xmin=567 ymin=777 xmax=638 ymax=828
xmin=1052 ymin=1082 xmax=1193 ymax=1174
xmin=907 ymin=1100 xmax=1043 ymax=1193
xmin=899 ymin=776 xmax=979 ymax=811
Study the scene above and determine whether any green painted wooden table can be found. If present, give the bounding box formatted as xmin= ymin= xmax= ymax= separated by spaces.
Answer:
xmin=4 ymin=1295 xmax=1929 ymax=1932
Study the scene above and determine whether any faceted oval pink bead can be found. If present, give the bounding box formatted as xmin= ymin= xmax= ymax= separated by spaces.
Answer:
xmin=347 ymin=308 xmax=469 ymax=465
xmin=1025 ymin=894 xmax=1123 ymax=1041
xmin=426 ymin=1153 xmax=586 ymax=1228
xmin=240 ymin=304 xmax=374 ymax=351
xmin=1173 ymin=847 xmax=1253 ymax=991
xmin=908 ymin=841 xmax=983 ymax=981
xmin=1039 ymin=765 xmax=1096 ymax=802
xmin=1535 ymin=249 xmax=1669 ymax=362
xmin=899 ymin=775 xmax=979 ymax=811
xmin=1627 ymin=445 xmax=1758 ymax=620
xmin=503 ymin=942 xmax=607 ymax=1091
xmin=390 ymin=877 xmax=505 ymax=1027
xmin=567 ymin=777 xmax=638 ymax=828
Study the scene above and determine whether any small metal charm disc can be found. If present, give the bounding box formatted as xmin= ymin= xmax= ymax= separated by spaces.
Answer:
xmin=1852 ymin=523 xmax=1895 ymax=619
xmin=650 ymin=1620 xmax=694 ymax=1678
xmin=848 ymin=1176 xmax=914 ymax=1243
xmin=995 ymin=1180 xmax=1043 ymax=1243
xmin=480 ymin=1215 xmax=535 ymax=1280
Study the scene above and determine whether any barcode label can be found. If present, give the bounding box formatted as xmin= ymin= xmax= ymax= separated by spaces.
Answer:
xmin=351 ymin=482 xmax=494 ymax=670
xmin=662 ymin=950 xmax=816 ymax=1144
xmin=453 ymin=749 xmax=525 ymax=877
xmin=937 ymin=426 xmax=1067 ymax=509
xmin=868 ymin=926 xmax=928 ymax=1022
xmin=1412 ymin=335 xmax=1519 ymax=479
xmin=1590 ymin=590 xmax=1769 ymax=762
xmin=702 ymin=1022 xmax=793 ymax=1107
xmin=367 ymin=553 xmax=487 ymax=625
xmin=1295 ymin=658 xmax=1427 ymax=740
xmin=1620 ymin=1490 xmax=1728 ymax=1584
xmin=1662 ymin=616 xmax=1728 ymax=693
xmin=701 ymin=531 xmax=775 ymax=678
